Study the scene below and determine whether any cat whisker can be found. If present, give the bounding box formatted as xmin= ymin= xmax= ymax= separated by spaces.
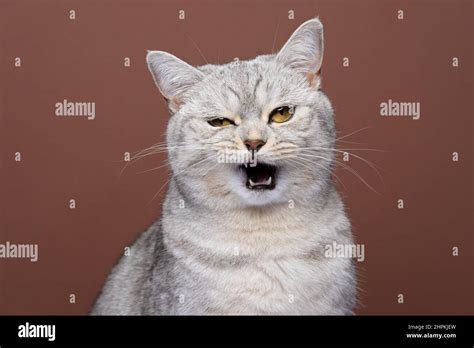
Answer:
xmin=146 ymin=156 xmax=214 ymax=206
xmin=298 ymin=148 xmax=385 ymax=185
xmin=310 ymin=126 xmax=374 ymax=148
xmin=183 ymin=31 xmax=209 ymax=64
xmin=304 ymin=154 xmax=379 ymax=194
xmin=280 ymin=151 xmax=379 ymax=194
xmin=271 ymin=15 xmax=282 ymax=54
xmin=297 ymin=146 xmax=386 ymax=153
xmin=130 ymin=142 xmax=220 ymax=163
xmin=336 ymin=139 xmax=367 ymax=145
xmin=135 ymin=160 xmax=171 ymax=174
xmin=331 ymin=159 xmax=380 ymax=195
xmin=282 ymin=156 xmax=346 ymax=190
xmin=117 ymin=143 xmax=215 ymax=182
xmin=334 ymin=126 xmax=373 ymax=143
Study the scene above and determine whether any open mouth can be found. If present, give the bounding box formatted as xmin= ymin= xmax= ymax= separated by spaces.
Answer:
xmin=239 ymin=163 xmax=277 ymax=190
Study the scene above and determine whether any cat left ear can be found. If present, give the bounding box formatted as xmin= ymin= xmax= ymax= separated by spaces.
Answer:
xmin=276 ymin=18 xmax=324 ymax=88
xmin=146 ymin=50 xmax=204 ymax=112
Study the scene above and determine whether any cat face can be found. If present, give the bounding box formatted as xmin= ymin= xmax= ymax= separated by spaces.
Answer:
xmin=147 ymin=18 xmax=336 ymax=209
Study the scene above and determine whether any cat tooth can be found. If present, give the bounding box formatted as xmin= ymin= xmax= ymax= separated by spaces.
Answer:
xmin=243 ymin=163 xmax=248 ymax=168
xmin=249 ymin=179 xmax=256 ymax=186
xmin=263 ymin=176 xmax=272 ymax=185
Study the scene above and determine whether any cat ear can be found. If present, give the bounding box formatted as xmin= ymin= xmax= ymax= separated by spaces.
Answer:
xmin=276 ymin=18 xmax=324 ymax=88
xmin=146 ymin=50 xmax=204 ymax=112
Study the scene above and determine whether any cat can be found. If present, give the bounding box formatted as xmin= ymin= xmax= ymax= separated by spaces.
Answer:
xmin=91 ymin=17 xmax=356 ymax=315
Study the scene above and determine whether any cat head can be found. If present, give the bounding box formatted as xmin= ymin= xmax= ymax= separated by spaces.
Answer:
xmin=147 ymin=18 xmax=335 ymax=209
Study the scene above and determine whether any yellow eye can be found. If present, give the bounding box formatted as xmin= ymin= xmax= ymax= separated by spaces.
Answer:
xmin=269 ymin=106 xmax=294 ymax=123
xmin=208 ymin=118 xmax=234 ymax=127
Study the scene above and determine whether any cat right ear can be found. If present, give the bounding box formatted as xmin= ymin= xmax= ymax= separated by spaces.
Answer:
xmin=146 ymin=51 xmax=204 ymax=112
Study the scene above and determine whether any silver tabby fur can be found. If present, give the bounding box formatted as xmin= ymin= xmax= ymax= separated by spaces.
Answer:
xmin=91 ymin=18 xmax=356 ymax=315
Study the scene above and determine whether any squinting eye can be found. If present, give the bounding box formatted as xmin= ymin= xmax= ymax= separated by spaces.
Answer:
xmin=269 ymin=106 xmax=295 ymax=123
xmin=208 ymin=118 xmax=234 ymax=127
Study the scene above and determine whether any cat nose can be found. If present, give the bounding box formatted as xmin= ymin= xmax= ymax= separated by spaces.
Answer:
xmin=244 ymin=139 xmax=266 ymax=152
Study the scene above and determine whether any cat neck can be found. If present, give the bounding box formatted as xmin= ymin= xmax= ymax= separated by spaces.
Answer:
xmin=161 ymin=178 xmax=345 ymax=260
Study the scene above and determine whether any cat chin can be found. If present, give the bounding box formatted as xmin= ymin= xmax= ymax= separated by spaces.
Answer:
xmin=229 ymin=174 xmax=288 ymax=207
xmin=237 ymin=192 xmax=286 ymax=207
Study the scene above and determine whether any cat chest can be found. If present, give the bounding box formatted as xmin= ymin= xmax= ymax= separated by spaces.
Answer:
xmin=177 ymin=256 xmax=325 ymax=314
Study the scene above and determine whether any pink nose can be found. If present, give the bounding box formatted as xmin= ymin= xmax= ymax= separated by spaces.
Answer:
xmin=244 ymin=139 xmax=265 ymax=152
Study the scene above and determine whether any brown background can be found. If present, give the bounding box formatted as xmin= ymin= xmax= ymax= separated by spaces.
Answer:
xmin=0 ymin=0 xmax=472 ymax=315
